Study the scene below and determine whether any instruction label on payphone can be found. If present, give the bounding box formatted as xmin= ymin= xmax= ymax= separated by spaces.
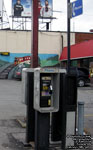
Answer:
xmin=40 ymin=74 xmax=52 ymax=107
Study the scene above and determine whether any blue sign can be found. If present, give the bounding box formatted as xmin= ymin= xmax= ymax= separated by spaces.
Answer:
xmin=72 ymin=0 xmax=83 ymax=18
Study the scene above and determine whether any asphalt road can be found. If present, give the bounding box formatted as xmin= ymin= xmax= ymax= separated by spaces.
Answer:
xmin=78 ymin=85 xmax=93 ymax=137
xmin=0 ymin=80 xmax=26 ymax=120
xmin=0 ymin=80 xmax=27 ymax=150
xmin=0 ymin=80 xmax=92 ymax=150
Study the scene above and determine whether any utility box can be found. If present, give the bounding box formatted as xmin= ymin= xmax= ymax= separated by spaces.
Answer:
xmin=34 ymin=68 xmax=66 ymax=113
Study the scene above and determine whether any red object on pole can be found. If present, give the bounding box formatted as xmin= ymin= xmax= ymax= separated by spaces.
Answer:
xmin=31 ymin=0 xmax=38 ymax=68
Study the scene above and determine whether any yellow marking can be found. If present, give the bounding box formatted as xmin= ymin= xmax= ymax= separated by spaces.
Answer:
xmin=0 ymin=52 xmax=10 ymax=55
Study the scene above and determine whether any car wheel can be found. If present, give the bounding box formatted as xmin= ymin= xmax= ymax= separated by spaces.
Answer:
xmin=78 ymin=79 xmax=85 ymax=87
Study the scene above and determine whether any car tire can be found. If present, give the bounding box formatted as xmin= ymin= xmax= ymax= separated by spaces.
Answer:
xmin=78 ymin=79 xmax=85 ymax=87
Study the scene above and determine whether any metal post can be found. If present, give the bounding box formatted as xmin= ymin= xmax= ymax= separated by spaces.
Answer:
xmin=78 ymin=102 xmax=84 ymax=135
xmin=25 ymin=0 xmax=38 ymax=145
xmin=31 ymin=1 xmax=50 ymax=150
xmin=26 ymin=72 xmax=35 ymax=143
xmin=35 ymin=112 xmax=50 ymax=150
xmin=46 ymin=22 xmax=49 ymax=31
xmin=67 ymin=0 xmax=71 ymax=73
xmin=31 ymin=0 xmax=38 ymax=68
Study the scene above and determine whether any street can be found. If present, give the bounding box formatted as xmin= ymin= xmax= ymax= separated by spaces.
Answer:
xmin=78 ymin=85 xmax=93 ymax=136
xmin=0 ymin=80 xmax=26 ymax=120
xmin=0 ymin=80 xmax=27 ymax=150
xmin=0 ymin=80 xmax=92 ymax=149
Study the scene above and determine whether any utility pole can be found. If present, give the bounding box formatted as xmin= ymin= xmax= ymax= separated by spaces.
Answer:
xmin=67 ymin=0 xmax=71 ymax=73
xmin=31 ymin=0 xmax=38 ymax=68
xmin=26 ymin=0 xmax=38 ymax=145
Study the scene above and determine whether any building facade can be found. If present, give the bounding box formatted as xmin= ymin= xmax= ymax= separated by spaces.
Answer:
xmin=0 ymin=30 xmax=93 ymax=68
xmin=0 ymin=30 xmax=75 ymax=66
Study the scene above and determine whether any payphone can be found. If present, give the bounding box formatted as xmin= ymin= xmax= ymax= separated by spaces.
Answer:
xmin=34 ymin=68 xmax=66 ymax=113
xmin=33 ymin=68 xmax=66 ymax=150
xmin=22 ymin=68 xmax=73 ymax=150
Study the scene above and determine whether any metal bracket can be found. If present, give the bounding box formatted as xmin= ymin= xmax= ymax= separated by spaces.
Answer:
xmin=68 ymin=3 xmax=72 ymax=19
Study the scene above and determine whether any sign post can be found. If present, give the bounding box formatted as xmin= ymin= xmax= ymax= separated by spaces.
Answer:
xmin=67 ymin=0 xmax=71 ymax=73
xmin=62 ymin=1 xmax=71 ymax=149
xmin=63 ymin=0 xmax=83 ymax=149
xmin=67 ymin=0 xmax=83 ymax=73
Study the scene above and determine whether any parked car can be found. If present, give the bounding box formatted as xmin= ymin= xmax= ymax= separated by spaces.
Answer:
xmin=14 ymin=63 xmax=30 ymax=80
xmin=69 ymin=67 xmax=90 ymax=87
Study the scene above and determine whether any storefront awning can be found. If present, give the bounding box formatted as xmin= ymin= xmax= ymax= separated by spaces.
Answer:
xmin=60 ymin=40 xmax=93 ymax=61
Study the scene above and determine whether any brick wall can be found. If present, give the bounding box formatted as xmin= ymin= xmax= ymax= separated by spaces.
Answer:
xmin=75 ymin=33 xmax=93 ymax=43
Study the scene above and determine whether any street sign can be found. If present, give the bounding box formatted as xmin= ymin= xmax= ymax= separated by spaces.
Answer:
xmin=72 ymin=0 xmax=83 ymax=18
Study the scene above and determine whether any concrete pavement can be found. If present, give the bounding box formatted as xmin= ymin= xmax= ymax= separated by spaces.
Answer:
xmin=0 ymin=80 xmax=92 ymax=149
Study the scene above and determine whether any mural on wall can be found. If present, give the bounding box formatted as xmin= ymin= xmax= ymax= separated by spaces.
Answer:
xmin=0 ymin=53 xmax=59 ymax=75
xmin=0 ymin=53 xmax=59 ymax=80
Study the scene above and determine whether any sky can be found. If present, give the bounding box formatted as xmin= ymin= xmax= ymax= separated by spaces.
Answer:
xmin=3 ymin=0 xmax=93 ymax=32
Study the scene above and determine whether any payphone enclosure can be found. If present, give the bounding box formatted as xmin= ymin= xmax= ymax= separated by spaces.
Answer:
xmin=34 ymin=68 xmax=66 ymax=113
